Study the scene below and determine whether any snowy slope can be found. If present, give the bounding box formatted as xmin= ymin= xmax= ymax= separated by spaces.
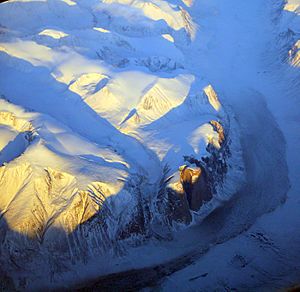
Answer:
xmin=160 ymin=0 xmax=300 ymax=290
xmin=0 ymin=0 xmax=299 ymax=290
xmin=0 ymin=0 xmax=245 ymax=289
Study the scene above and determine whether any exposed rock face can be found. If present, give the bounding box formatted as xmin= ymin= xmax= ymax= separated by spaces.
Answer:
xmin=210 ymin=120 xmax=225 ymax=145
xmin=166 ymin=185 xmax=192 ymax=225
xmin=176 ymin=120 xmax=228 ymax=212
xmin=0 ymin=267 xmax=15 ymax=291
xmin=189 ymin=168 xmax=212 ymax=211
xmin=289 ymin=40 xmax=300 ymax=66
xmin=159 ymin=118 xmax=230 ymax=225
xmin=179 ymin=166 xmax=212 ymax=211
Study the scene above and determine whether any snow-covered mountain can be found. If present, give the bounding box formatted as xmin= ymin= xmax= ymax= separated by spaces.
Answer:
xmin=0 ymin=0 xmax=299 ymax=290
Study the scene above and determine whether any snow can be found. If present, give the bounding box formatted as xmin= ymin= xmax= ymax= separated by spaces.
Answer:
xmin=0 ymin=100 xmax=130 ymax=238
xmin=0 ymin=0 xmax=299 ymax=290
xmin=160 ymin=0 xmax=300 ymax=290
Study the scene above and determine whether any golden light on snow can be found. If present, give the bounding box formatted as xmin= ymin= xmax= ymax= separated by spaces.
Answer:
xmin=61 ymin=0 xmax=77 ymax=6
xmin=181 ymin=0 xmax=194 ymax=8
xmin=162 ymin=34 xmax=174 ymax=43
xmin=0 ymin=100 xmax=130 ymax=237
xmin=0 ymin=40 xmax=55 ymax=68
xmin=0 ymin=0 xmax=218 ymax=241
xmin=0 ymin=0 xmax=298 ymax=287
xmin=284 ymin=3 xmax=300 ymax=12
xmin=138 ymin=2 xmax=183 ymax=31
xmin=288 ymin=40 xmax=300 ymax=67
xmin=69 ymin=73 xmax=109 ymax=99
xmin=0 ymin=111 xmax=33 ymax=133
xmin=203 ymin=85 xmax=222 ymax=112
xmin=93 ymin=27 xmax=111 ymax=33
xmin=0 ymin=39 xmax=109 ymax=87
xmin=0 ymin=163 xmax=128 ymax=236
xmin=0 ymin=164 xmax=129 ymax=235
xmin=189 ymin=124 xmax=220 ymax=155
xmin=98 ymin=0 xmax=196 ymax=39
xmin=39 ymin=29 xmax=69 ymax=39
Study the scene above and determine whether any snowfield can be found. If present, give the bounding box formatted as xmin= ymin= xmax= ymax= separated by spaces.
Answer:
xmin=0 ymin=0 xmax=299 ymax=290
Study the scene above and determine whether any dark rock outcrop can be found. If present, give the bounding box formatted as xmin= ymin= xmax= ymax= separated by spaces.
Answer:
xmin=180 ymin=166 xmax=212 ymax=211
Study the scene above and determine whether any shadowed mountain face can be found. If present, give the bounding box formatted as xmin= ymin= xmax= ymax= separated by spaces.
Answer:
xmin=0 ymin=0 xmax=299 ymax=290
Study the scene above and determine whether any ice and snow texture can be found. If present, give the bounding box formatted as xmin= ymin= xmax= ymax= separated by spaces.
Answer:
xmin=0 ymin=0 xmax=245 ymax=288
xmin=160 ymin=0 xmax=300 ymax=290
xmin=0 ymin=0 xmax=299 ymax=290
